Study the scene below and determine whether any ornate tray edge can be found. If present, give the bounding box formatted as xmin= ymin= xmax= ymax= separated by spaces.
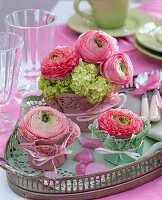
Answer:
xmin=7 ymin=166 xmax=162 ymax=199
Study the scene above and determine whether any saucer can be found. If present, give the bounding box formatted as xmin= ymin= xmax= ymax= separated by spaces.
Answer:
xmin=134 ymin=37 xmax=162 ymax=60
xmin=136 ymin=20 xmax=162 ymax=52
xmin=68 ymin=8 xmax=154 ymax=37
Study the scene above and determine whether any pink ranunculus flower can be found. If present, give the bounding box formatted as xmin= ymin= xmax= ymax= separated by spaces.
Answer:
xmin=75 ymin=30 xmax=119 ymax=63
xmin=98 ymin=109 xmax=143 ymax=137
xmin=19 ymin=106 xmax=80 ymax=143
xmin=41 ymin=46 xmax=80 ymax=80
xmin=100 ymin=52 xmax=133 ymax=85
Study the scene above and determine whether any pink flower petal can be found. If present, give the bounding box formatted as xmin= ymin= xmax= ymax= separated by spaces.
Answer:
xmin=85 ymin=162 xmax=109 ymax=175
xmin=75 ymin=161 xmax=88 ymax=175
xmin=85 ymin=162 xmax=109 ymax=181
xmin=73 ymin=149 xmax=94 ymax=163
xmin=78 ymin=136 xmax=103 ymax=148
xmin=44 ymin=171 xmax=62 ymax=186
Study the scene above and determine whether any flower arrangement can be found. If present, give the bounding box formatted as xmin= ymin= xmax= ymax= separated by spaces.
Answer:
xmin=89 ymin=109 xmax=150 ymax=165
xmin=98 ymin=109 xmax=144 ymax=137
xmin=38 ymin=30 xmax=133 ymax=104
xmin=38 ymin=30 xmax=133 ymax=132
xmin=18 ymin=106 xmax=80 ymax=170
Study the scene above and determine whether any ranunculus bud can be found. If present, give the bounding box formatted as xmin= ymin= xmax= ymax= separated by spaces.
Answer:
xmin=41 ymin=46 xmax=80 ymax=80
xmin=75 ymin=30 xmax=119 ymax=63
xmin=19 ymin=106 xmax=80 ymax=143
xmin=98 ymin=109 xmax=143 ymax=137
xmin=100 ymin=52 xmax=133 ymax=85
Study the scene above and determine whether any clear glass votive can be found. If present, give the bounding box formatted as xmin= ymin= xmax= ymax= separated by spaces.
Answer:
xmin=0 ymin=32 xmax=23 ymax=132
xmin=5 ymin=9 xmax=56 ymax=101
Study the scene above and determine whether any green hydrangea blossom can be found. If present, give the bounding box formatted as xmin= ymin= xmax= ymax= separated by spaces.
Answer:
xmin=71 ymin=62 xmax=115 ymax=103
xmin=38 ymin=75 xmax=51 ymax=91
xmin=38 ymin=75 xmax=73 ymax=99
xmin=38 ymin=62 xmax=116 ymax=103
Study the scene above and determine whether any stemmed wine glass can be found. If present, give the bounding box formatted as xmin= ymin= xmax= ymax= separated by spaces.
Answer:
xmin=0 ymin=32 xmax=23 ymax=132
xmin=4 ymin=9 xmax=56 ymax=101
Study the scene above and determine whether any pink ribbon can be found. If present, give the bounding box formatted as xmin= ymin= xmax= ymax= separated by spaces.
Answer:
xmin=128 ymin=73 xmax=161 ymax=95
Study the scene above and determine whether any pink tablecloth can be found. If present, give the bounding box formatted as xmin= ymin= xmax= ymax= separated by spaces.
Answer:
xmin=0 ymin=0 xmax=162 ymax=199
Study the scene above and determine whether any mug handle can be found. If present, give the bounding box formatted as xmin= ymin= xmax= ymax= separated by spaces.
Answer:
xmin=74 ymin=0 xmax=94 ymax=22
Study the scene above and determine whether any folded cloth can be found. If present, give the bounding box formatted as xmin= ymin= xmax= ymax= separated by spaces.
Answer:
xmin=123 ymin=93 xmax=162 ymax=142
xmin=147 ymin=119 xmax=162 ymax=142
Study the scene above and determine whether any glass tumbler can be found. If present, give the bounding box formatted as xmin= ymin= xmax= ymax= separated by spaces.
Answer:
xmin=5 ymin=9 xmax=56 ymax=101
xmin=0 ymin=32 xmax=23 ymax=132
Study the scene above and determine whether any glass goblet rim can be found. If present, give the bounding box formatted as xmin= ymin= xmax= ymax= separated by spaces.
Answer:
xmin=0 ymin=31 xmax=24 ymax=51
xmin=4 ymin=8 xmax=57 ymax=30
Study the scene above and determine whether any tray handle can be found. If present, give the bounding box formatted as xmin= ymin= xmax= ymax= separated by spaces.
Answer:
xmin=0 ymin=157 xmax=64 ymax=180
xmin=0 ymin=156 xmax=43 ymax=178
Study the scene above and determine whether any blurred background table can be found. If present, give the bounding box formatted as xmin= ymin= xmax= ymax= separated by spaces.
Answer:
xmin=0 ymin=0 xmax=161 ymax=200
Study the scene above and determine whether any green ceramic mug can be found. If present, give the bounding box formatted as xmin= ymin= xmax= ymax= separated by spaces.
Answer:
xmin=74 ymin=0 xmax=130 ymax=29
